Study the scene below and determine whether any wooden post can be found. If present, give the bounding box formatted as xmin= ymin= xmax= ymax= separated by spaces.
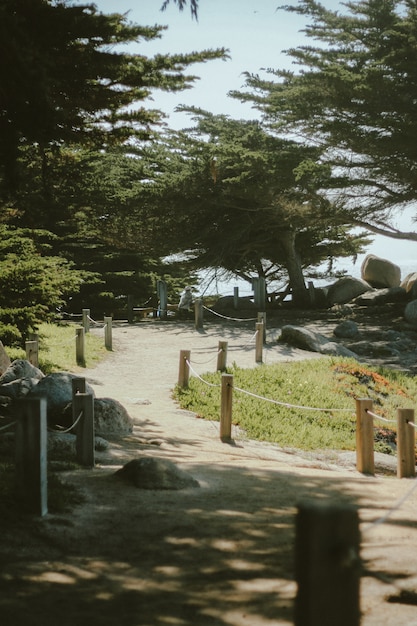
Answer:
xmin=74 ymin=392 xmax=95 ymax=467
xmin=233 ymin=286 xmax=239 ymax=310
xmin=104 ymin=316 xmax=113 ymax=350
xmin=72 ymin=376 xmax=86 ymax=398
xmin=25 ymin=339 xmax=39 ymax=368
xmin=217 ymin=341 xmax=228 ymax=372
xmin=195 ymin=298 xmax=203 ymax=330
xmin=178 ymin=349 xmax=191 ymax=388
xmin=397 ymin=408 xmax=416 ymax=478
xmin=157 ymin=280 xmax=168 ymax=319
xmin=295 ymin=501 xmax=360 ymax=626
xmin=127 ymin=295 xmax=134 ymax=324
xmin=257 ymin=311 xmax=266 ymax=343
xmin=75 ymin=327 xmax=85 ymax=367
xmin=255 ymin=321 xmax=264 ymax=363
xmin=355 ymin=398 xmax=374 ymax=475
xmin=82 ymin=308 xmax=90 ymax=333
xmin=15 ymin=397 xmax=48 ymax=516
xmin=220 ymin=373 xmax=233 ymax=442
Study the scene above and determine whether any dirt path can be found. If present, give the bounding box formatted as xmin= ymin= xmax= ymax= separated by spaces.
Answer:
xmin=1 ymin=319 xmax=417 ymax=626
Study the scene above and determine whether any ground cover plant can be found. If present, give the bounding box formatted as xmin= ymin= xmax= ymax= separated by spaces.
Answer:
xmin=174 ymin=357 xmax=417 ymax=453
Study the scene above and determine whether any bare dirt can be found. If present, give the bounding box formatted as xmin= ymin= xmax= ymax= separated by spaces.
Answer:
xmin=1 ymin=310 xmax=417 ymax=626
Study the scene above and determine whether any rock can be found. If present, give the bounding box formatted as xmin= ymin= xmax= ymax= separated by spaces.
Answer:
xmin=404 ymin=299 xmax=417 ymax=326
xmin=0 ymin=359 xmax=44 ymax=384
xmin=352 ymin=287 xmax=407 ymax=306
xmin=0 ymin=377 xmax=40 ymax=399
xmin=27 ymin=371 xmax=95 ymax=424
xmin=401 ymin=272 xmax=417 ymax=298
xmin=279 ymin=325 xmax=357 ymax=358
xmin=361 ymin=254 xmax=401 ymax=288
xmin=48 ymin=432 xmax=110 ymax=455
xmin=327 ymin=276 xmax=372 ymax=306
xmin=115 ymin=458 xmax=200 ymax=490
xmin=333 ymin=320 xmax=360 ymax=339
xmin=94 ymin=398 xmax=133 ymax=435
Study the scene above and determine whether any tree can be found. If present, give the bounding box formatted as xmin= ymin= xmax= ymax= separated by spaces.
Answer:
xmin=0 ymin=225 xmax=82 ymax=344
xmin=0 ymin=0 xmax=227 ymax=195
xmin=142 ymin=110 xmax=367 ymax=304
xmin=233 ymin=0 xmax=417 ymax=243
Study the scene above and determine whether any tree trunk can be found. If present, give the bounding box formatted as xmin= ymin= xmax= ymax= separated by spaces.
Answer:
xmin=279 ymin=230 xmax=309 ymax=307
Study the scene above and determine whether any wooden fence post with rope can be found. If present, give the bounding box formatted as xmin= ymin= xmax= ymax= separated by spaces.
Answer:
xmin=397 ymin=408 xmax=416 ymax=478
xmin=15 ymin=397 xmax=48 ymax=517
xmin=220 ymin=373 xmax=233 ymax=442
xmin=255 ymin=321 xmax=264 ymax=364
xmin=82 ymin=308 xmax=90 ymax=333
xmin=178 ymin=350 xmax=191 ymax=388
xmin=216 ymin=341 xmax=228 ymax=372
xmin=75 ymin=327 xmax=85 ymax=367
xmin=104 ymin=316 xmax=113 ymax=350
xmin=25 ymin=339 xmax=39 ymax=368
xmin=195 ymin=299 xmax=204 ymax=330
xmin=355 ymin=398 xmax=375 ymax=475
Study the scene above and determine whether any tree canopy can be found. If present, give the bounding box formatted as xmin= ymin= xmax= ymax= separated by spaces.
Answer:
xmin=141 ymin=109 xmax=367 ymax=303
xmin=232 ymin=0 xmax=417 ymax=242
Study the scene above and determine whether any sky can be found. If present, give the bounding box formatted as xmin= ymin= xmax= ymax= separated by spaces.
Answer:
xmin=75 ymin=0 xmax=417 ymax=268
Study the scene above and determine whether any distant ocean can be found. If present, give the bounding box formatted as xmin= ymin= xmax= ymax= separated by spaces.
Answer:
xmin=197 ymin=256 xmax=417 ymax=298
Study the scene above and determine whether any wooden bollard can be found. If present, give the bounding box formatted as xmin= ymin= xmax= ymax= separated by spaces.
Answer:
xmin=73 ymin=392 xmax=95 ymax=467
xmin=355 ymin=398 xmax=374 ymax=475
xmin=76 ymin=327 xmax=85 ymax=367
xmin=178 ymin=349 xmax=191 ymax=388
xmin=15 ymin=397 xmax=48 ymax=516
xmin=220 ymin=373 xmax=233 ymax=442
xmin=233 ymin=286 xmax=239 ymax=310
xmin=217 ymin=341 xmax=228 ymax=372
xmin=127 ymin=295 xmax=134 ymax=324
xmin=25 ymin=339 xmax=39 ymax=368
xmin=255 ymin=321 xmax=264 ymax=363
xmin=82 ymin=308 xmax=90 ymax=333
xmin=397 ymin=408 xmax=416 ymax=478
xmin=257 ymin=311 xmax=266 ymax=343
xmin=104 ymin=316 xmax=113 ymax=350
xmin=72 ymin=376 xmax=86 ymax=398
xmin=295 ymin=501 xmax=360 ymax=626
xmin=194 ymin=298 xmax=203 ymax=330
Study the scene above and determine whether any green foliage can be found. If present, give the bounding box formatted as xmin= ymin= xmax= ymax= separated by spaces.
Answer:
xmin=236 ymin=0 xmax=417 ymax=229
xmin=173 ymin=357 xmax=417 ymax=452
xmin=0 ymin=226 xmax=83 ymax=344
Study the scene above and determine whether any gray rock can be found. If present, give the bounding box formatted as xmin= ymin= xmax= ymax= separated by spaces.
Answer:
xmin=334 ymin=320 xmax=360 ymax=339
xmin=404 ymin=299 xmax=417 ymax=326
xmin=327 ymin=276 xmax=372 ymax=306
xmin=48 ymin=432 xmax=110 ymax=455
xmin=115 ymin=458 xmax=200 ymax=490
xmin=352 ymin=287 xmax=407 ymax=306
xmin=361 ymin=254 xmax=401 ymax=288
xmin=27 ymin=371 xmax=95 ymax=423
xmin=0 ymin=359 xmax=44 ymax=384
xmin=94 ymin=398 xmax=133 ymax=435
xmin=212 ymin=295 xmax=256 ymax=312
xmin=279 ymin=325 xmax=357 ymax=358
xmin=0 ymin=377 xmax=40 ymax=399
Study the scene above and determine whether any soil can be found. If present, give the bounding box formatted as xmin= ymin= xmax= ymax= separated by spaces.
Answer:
xmin=1 ymin=306 xmax=417 ymax=626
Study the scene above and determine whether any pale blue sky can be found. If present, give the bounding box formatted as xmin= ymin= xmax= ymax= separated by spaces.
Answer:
xmin=75 ymin=0 xmax=416 ymax=266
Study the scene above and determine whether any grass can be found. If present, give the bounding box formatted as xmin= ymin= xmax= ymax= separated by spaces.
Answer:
xmin=6 ymin=321 xmax=109 ymax=374
xmin=174 ymin=356 xmax=417 ymax=453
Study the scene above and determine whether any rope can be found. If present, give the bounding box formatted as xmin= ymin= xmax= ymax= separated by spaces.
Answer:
xmin=202 ymin=305 xmax=258 ymax=323
xmin=233 ymin=384 xmax=353 ymax=414
xmin=366 ymin=409 xmax=397 ymax=425
xmin=0 ymin=420 xmax=16 ymax=432
xmin=407 ymin=420 xmax=417 ymax=429
xmin=87 ymin=315 xmax=106 ymax=329
xmin=362 ymin=477 xmax=417 ymax=534
xmin=228 ymin=330 xmax=259 ymax=352
xmin=186 ymin=360 xmax=221 ymax=388
xmin=48 ymin=410 xmax=83 ymax=434
xmin=189 ymin=348 xmax=223 ymax=366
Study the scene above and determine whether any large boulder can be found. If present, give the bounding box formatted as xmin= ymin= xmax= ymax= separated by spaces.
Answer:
xmin=93 ymin=398 xmax=134 ymax=435
xmin=401 ymin=272 xmax=417 ymax=299
xmin=27 ymin=371 xmax=95 ymax=424
xmin=361 ymin=254 xmax=401 ymax=288
xmin=352 ymin=286 xmax=407 ymax=306
xmin=0 ymin=359 xmax=44 ymax=384
xmin=326 ymin=276 xmax=372 ymax=306
xmin=115 ymin=458 xmax=200 ymax=490
xmin=404 ymin=299 xmax=417 ymax=326
xmin=279 ymin=325 xmax=357 ymax=358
